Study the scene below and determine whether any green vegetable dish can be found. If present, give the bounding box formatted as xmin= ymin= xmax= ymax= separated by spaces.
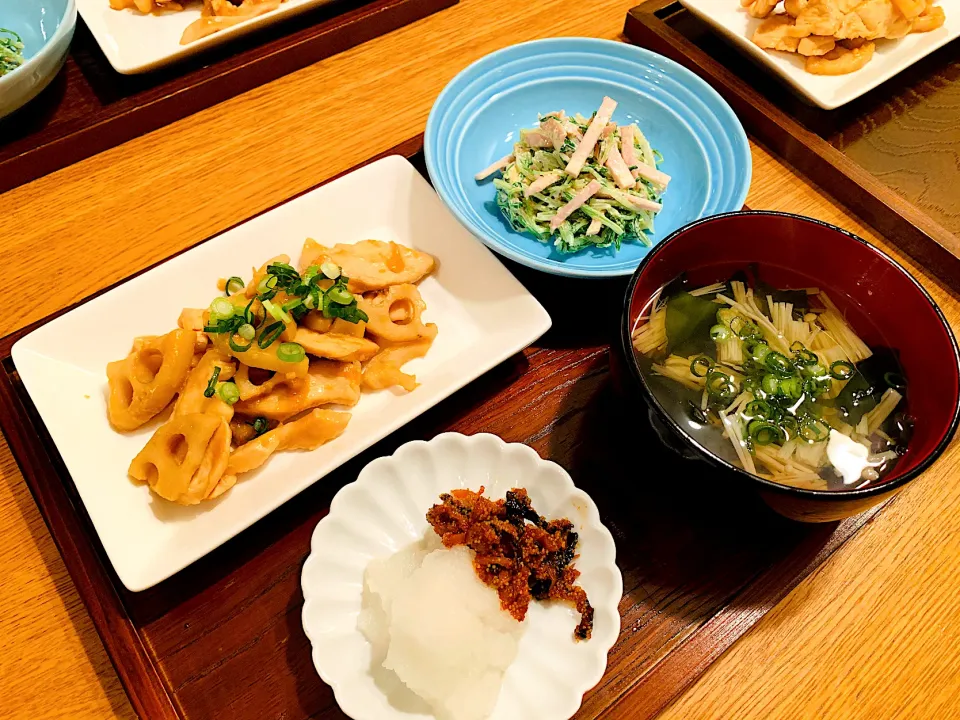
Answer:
xmin=475 ymin=96 xmax=668 ymax=254
xmin=0 ymin=29 xmax=24 ymax=77
xmin=632 ymin=271 xmax=912 ymax=491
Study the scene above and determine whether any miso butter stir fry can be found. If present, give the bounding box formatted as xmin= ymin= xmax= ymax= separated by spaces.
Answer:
xmin=106 ymin=239 xmax=437 ymax=506
xmin=476 ymin=96 xmax=668 ymax=254
xmin=632 ymin=272 xmax=912 ymax=491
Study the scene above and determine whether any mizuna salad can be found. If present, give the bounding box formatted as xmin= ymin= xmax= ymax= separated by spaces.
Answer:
xmin=476 ymin=96 xmax=669 ymax=254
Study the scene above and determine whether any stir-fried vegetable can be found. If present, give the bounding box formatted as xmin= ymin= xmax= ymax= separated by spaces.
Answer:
xmin=476 ymin=96 xmax=669 ymax=254
xmin=0 ymin=29 xmax=24 ymax=77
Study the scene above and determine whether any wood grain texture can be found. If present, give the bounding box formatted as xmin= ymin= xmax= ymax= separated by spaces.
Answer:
xmin=1 ymin=1 xmax=960 ymax=719
xmin=0 ymin=0 xmax=456 ymax=195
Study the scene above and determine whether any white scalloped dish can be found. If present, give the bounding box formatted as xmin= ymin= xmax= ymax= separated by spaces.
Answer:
xmin=301 ymin=433 xmax=623 ymax=720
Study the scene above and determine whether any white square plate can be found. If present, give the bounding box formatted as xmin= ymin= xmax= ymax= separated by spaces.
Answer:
xmin=680 ymin=0 xmax=960 ymax=110
xmin=12 ymin=155 xmax=551 ymax=592
xmin=77 ymin=0 xmax=336 ymax=74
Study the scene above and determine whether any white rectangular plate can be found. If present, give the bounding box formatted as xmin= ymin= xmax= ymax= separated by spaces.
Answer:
xmin=680 ymin=0 xmax=960 ymax=110
xmin=12 ymin=155 xmax=551 ymax=592
xmin=77 ymin=0 xmax=337 ymax=74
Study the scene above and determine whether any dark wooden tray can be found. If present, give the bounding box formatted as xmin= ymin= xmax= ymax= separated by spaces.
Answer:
xmin=624 ymin=0 xmax=960 ymax=294
xmin=0 ymin=0 xmax=455 ymax=197
xmin=0 ymin=137 xmax=890 ymax=719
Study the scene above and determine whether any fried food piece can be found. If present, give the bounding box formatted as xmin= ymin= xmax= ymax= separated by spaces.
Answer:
xmin=299 ymin=239 xmax=436 ymax=292
xmin=129 ymin=413 xmax=232 ymax=505
xmin=741 ymin=0 xmax=781 ymax=18
xmin=234 ymin=360 xmax=361 ymax=420
xmin=805 ymin=40 xmax=875 ymax=74
xmin=784 ymin=0 xmax=809 ymax=16
xmin=426 ymin=487 xmax=595 ymax=641
xmin=753 ymin=14 xmax=803 ymax=50
xmin=107 ymin=329 xmax=197 ymax=431
xmin=294 ymin=327 xmax=380 ymax=363
xmin=912 ymin=4 xmax=945 ymax=31
xmin=224 ymin=409 xmax=350 ymax=476
xmin=798 ymin=34 xmax=837 ymax=54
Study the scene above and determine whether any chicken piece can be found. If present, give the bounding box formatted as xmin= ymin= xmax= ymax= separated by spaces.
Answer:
xmin=753 ymin=14 xmax=803 ymax=51
xmin=224 ymin=409 xmax=351 ymax=476
xmin=362 ymin=330 xmax=437 ymax=393
xmin=912 ymin=4 xmax=945 ymax=31
xmin=790 ymin=0 xmax=843 ymax=36
xmin=805 ymin=41 xmax=875 ymax=74
xmin=742 ymin=0 xmax=782 ymax=18
xmin=784 ymin=0 xmax=809 ymax=17
xmin=294 ymin=327 xmax=380 ymax=362
xmin=798 ymin=35 xmax=837 ymax=54
xmin=233 ymin=360 xmax=361 ymax=421
xmin=298 ymin=239 xmax=435 ymax=292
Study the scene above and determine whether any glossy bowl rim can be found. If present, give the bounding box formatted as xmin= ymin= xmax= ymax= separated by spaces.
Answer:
xmin=424 ymin=36 xmax=752 ymax=279
xmin=619 ymin=210 xmax=960 ymax=501
xmin=0 ymin=0 xmax=77 ymax=92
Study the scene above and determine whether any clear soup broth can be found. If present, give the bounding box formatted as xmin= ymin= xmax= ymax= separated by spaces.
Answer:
xmin=631 ymin=267 xmax=912 ymax=492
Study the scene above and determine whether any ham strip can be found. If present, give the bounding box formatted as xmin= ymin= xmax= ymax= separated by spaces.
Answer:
xmin=475 ymin=154 xmax=514 ymax=181
xmin=521 ymin=129 xmax=552 ymax=148
xmin=524 ymin=171 xmax=563 ymax=198
xmin=565 ymin=97 xmax=617 ymax=177
xmin=632 ymin=161 xmax=672 ymax=189
xmin=621 ymin=125 xmax=671 ymax=188
xmin=540 ymin=118 xmax=567 ymax=150
xmin=605 ymin=142 xmax=635 ymax=189
xmin=550 ymin=180 xmax=601 ymax=231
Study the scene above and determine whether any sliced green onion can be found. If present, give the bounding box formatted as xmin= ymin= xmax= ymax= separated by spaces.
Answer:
xmin=217 ymin=382 xmax=240 ymax=406
xmin=802 ymin=362 xmax=827 ymax=378
xmin=327 ymin=286 xmax=354 ymax=306
xmin=262 ymin=299 xmax=293 ymax=325
xmin=257 ymin=275 xmax=278 ymax=296
xmin=830 ymin=360 xmax=855 ymax=380
xmin=779 ymin=376 xmax=803 ymax=400
xmin=746 ymin=399 xmax=774 ymax=419
xmin=210 ymin=297 xmax=235 ymax=320
xmin=321 ymin=262 xmax=341 ymax=280
xmin=258 ymin=321 xmax=285 ymax=349
xmin=884 ymin=372 xmax=907 ymax=390
xmin=729 ymin=316 xmax=746 ymax=336
xmin=237 ymin=323 xmax=256 ymax=341
xmin=203 ymin=366 xmax=221 ymax=398
xmin=748 ymin=420 xmax=782 ymax=445
xmin=761 ymin=374 xmax=780 ymax=396
xmin=302 ymin=265 xmax=320 ymax=283
xmin=800 ymin=418 xmax=829 ymax=443
xmin=690 ymin=355 xmax=713 ymax=378
xmin=267 ymin=262 xmax=298 ymax=278
xmin=225 ymin=276 xmax=245 ymax=295
xmin=706 ymin=371 xmax=736 ymax=400
xmin=780 ymin=414 xmax=799 ymax=438
xmin=764 ymin=352 xmax=793 ymax=377
xmin=282 ymin=298 xmax=303 ymax=313
xmin=277 ymin=342 xmax=306 ymax=363
xmin=748 ymin=342 xmax=772 ymax=363
xmin=229 ymin=333 xmax=253 ymax=353
xmin=251 ymin=417 xmax=269 ymax=436
xmin=737 ymin=321 xmax=762 ymax=340
xmin=243 ymin=298 xmax=264 ymax=328
xmin=709 ymin=324 xmax=730 ymax=342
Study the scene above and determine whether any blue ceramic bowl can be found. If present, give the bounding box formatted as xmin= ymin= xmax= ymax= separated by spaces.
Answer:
xmin=425 ymin=38 xmax=752 ymax=278
xmin=0 ymin=0 xmax=76 ymax=121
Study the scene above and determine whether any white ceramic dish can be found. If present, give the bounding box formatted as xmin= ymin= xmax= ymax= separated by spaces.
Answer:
xmin=301 ymin=432 xmax=623 ymax=720
xmin=681 ymin=0 xmax=960 ymax=110
xmin=76 ymin=0 xmax=336 ymax=74
xmin=12 ymin=155 xmax=552 ymax=592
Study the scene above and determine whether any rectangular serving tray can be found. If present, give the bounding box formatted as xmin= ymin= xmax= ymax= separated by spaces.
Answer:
xmin=0 ymin=137 xmax=888 ymax=719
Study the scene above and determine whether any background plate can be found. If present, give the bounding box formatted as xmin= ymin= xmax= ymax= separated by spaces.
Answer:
xmin=425 ymin=37 xmax=751 ymax=278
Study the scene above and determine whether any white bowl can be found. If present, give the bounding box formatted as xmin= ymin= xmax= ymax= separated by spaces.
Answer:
xmin=301 ymin=432 xmax=623 ymax=720
xmin=0 ymin=0 xmax=76 ymax=120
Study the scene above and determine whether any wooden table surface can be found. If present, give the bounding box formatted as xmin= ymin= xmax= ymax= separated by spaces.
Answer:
xmin=2 ymin=1 xmax=959 ymax=717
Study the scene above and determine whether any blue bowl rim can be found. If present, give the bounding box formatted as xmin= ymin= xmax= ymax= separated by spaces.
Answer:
xmin=0 ymin=0 xmax=77 ymax=90
xmin=425 ymin=37 xmax=752 ymax=279
xmin=619 ymin=210 xmax=960 ymax=500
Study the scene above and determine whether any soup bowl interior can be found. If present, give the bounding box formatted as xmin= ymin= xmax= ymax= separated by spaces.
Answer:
xmin=621 ymin=211 xmax=960 ymax=502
